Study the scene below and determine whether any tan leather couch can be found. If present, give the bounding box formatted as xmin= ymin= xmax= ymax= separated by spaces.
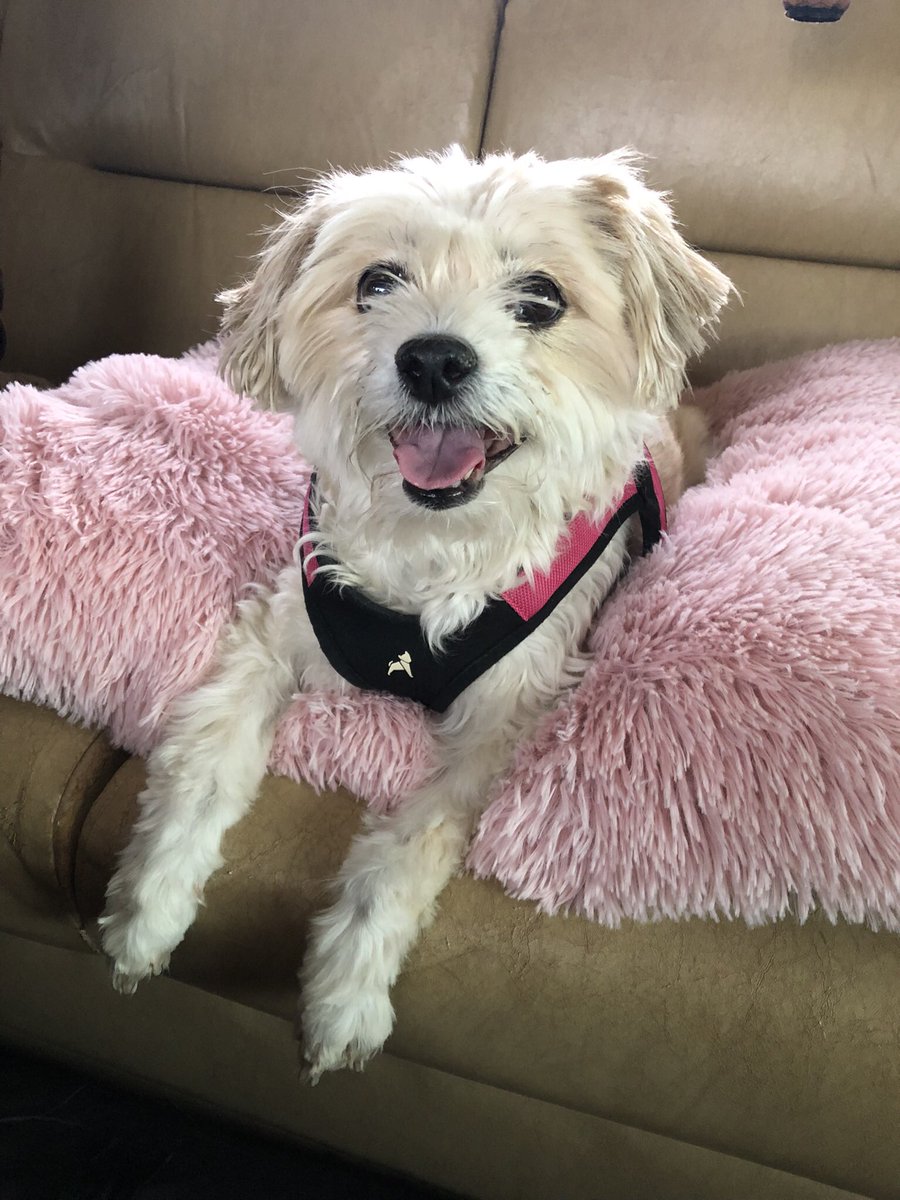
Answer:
xmin=1 ymin=4 xmax=898 ymax=1198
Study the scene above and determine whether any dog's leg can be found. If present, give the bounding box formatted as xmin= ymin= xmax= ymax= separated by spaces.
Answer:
xmin=669 ymin=403 xmax=711 ymax=488
xmin=100 ymin=583 xmax=303 ymax=993
xmin=298 ymin=706 xmax=519 ymax=1082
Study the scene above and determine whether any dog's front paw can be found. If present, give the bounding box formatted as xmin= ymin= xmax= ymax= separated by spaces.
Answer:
xmin=98 ymin=906 xmax=172 ymax=994
xmin=298 ymin=988 xmax=394 ymax=1085
xmin=109 ymin=956 xmax=169 ymax=995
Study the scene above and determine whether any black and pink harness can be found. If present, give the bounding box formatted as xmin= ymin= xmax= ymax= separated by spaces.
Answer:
xmin=301 ymin=453 xmax=665 ymax=713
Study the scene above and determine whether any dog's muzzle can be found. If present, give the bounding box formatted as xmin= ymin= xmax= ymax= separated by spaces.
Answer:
xmin=390 ymin=334 xmax=521 ymax=509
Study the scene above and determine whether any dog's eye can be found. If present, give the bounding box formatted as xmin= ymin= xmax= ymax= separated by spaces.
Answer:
xmin=357 ymin=264 xmax=406 ymax=311
xmin=512 ymin=274 xmax=566 ymax=328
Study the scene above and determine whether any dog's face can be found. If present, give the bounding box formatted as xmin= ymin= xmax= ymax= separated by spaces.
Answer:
xmin=220 ymin=149 xmax=729 ymax=522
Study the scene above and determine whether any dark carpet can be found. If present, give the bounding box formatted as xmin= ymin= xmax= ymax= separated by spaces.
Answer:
xmin=0 ymin=1045 xmax=450 ymax=1199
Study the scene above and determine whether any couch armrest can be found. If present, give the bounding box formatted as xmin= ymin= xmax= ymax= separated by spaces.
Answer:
xmin=0 ymin=696 xmax=126 ymax=941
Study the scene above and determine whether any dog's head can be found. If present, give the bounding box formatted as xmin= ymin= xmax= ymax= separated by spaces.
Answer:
xmin=220 ymin=148 xmax=730 ymax=519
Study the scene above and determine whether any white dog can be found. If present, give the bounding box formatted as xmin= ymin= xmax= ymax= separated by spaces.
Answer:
xmin=99 ymin=147 xmax=731 ymax=1081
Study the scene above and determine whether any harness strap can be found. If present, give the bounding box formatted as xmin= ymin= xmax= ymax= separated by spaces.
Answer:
xmin=301 ymin=452 xmax=665 ymax=712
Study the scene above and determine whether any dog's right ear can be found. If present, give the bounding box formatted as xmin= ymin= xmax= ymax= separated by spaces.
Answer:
xmin=576 ymin=151 xmax=732 ymax=411
xmin=218 ymin=196 xmax=324 ymax=409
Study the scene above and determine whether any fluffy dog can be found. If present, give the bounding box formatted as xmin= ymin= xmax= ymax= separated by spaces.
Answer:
xmin=99 ymin=147 xmax=731 ymax=1081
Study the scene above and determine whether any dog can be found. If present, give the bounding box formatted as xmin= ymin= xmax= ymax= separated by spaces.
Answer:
xmin=99 ymin=147 xmax=731 ymax=1082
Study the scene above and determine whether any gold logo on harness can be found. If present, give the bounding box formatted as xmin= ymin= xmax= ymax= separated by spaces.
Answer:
xmin=387 ymin=650 xmax=413 ymax=678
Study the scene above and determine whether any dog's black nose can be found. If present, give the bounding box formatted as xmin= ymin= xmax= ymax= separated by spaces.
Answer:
xmin=395 ymin=335 xmax=478 ymax=405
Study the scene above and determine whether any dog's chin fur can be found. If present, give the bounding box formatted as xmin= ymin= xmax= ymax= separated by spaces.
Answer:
xmin=101 ymin=147 xmax=732 ymax=1082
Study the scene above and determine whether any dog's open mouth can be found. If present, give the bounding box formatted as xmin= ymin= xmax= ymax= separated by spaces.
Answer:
xmin=389 ymin=424 xmax=520 ymax=509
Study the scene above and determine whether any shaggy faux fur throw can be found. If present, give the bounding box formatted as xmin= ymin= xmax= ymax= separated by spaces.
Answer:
xmin=1 ymin=341 xmax=898 ymax=928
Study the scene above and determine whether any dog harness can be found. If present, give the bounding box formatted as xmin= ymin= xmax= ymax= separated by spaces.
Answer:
xmin=301 ymin=453 xmax=665 ymax=713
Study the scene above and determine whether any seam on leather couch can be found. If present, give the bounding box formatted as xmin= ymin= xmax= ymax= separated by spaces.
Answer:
xmin=3 ymin=150 xmax=898 ymax=384
xmin=476 ymin=0 xmax=508 ymax=157
xmin=27 ymin=156 xmax=900 ymax=278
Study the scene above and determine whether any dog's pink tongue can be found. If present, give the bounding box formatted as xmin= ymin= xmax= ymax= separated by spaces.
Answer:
xmin=391 ymin=426 xmax=486 ymax=489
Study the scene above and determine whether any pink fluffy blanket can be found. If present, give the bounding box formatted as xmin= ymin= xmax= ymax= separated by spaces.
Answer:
xmin=2 ymin=340 xmax=898 ymax=928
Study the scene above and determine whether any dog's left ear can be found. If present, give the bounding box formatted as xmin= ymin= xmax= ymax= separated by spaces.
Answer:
xmin=580 ymin=153 xmax=733 ymax=410
xmin=218 ymin=194 xmax=326 ymax=409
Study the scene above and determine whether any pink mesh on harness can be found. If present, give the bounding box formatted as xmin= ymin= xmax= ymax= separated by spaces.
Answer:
xmin=502 ymin=453 xmax=666 ymax=620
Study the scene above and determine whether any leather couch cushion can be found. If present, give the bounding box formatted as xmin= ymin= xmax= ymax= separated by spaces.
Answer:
xmin=0 ymin=0 xmax=503 ymax=380
xmin=689 ymin=252 xmax=900 ymax=383
xmin=74 ymin=758 xmax=900 ymax=1198
xmin=485 ymin=0 xmax=900 ymax=268
xmin=0 ymin=931 xmax=872 ymax=1200
xmin=0 ymin=154 xmax=272 ymax=382
xmin=1 ymin=0 xmax=503 ymax=189
xmin=0 ymin=697 xmax=124 ymax=945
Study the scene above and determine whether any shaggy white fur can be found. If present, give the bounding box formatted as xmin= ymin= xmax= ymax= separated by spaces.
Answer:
xmin=99 ymin=147 xmax=730 ymax=1080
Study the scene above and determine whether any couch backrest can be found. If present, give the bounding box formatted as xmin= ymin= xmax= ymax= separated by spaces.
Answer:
xmin=1 ymin=0 xmax=898 ymax=383
xmin=485 ymin=0 xmax=900 ymax=380
xmin=0 ymin=0 xmax=502 ymax=381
